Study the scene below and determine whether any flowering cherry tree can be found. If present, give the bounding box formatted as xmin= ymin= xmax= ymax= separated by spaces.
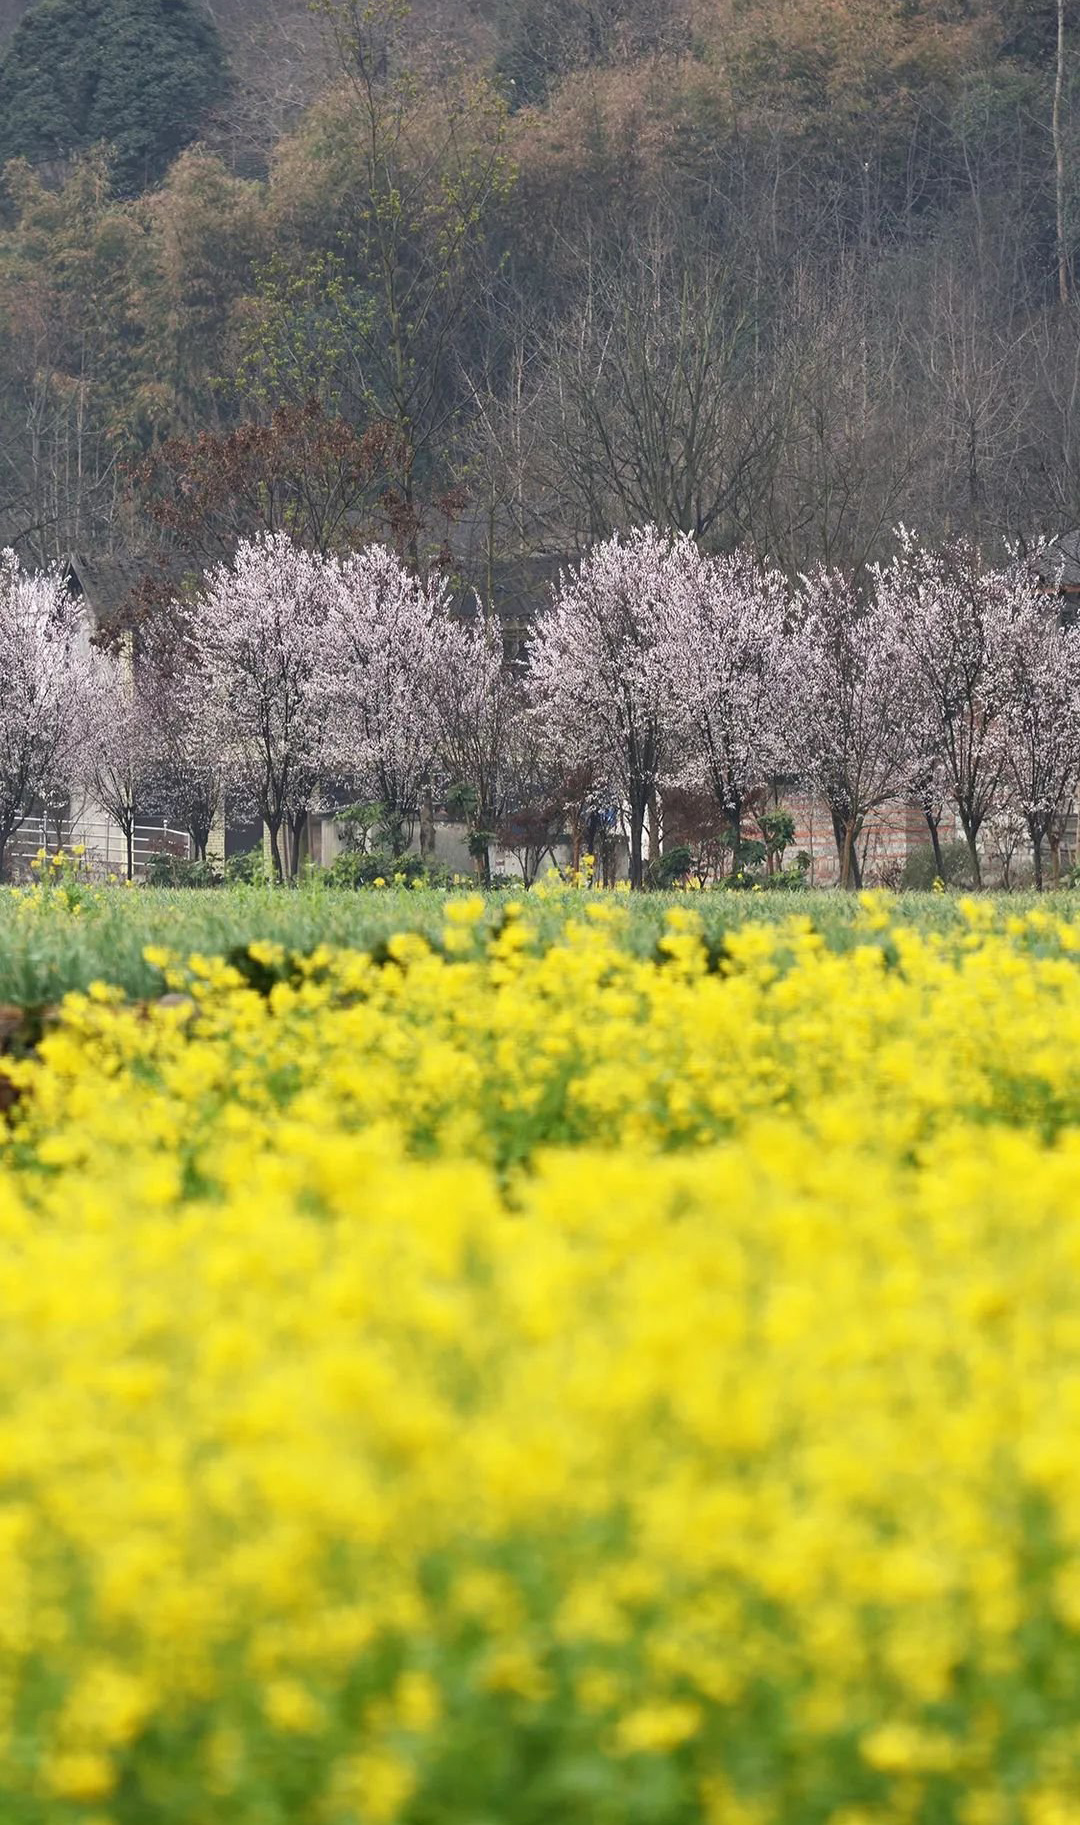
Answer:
xmin=876 ymin=532 xmax=1009 ymax=886
xmin=21 ymin=517 xmax=1078 ymax=894
xmin=0 ymin=551 xmax=90 ymax=880
xmin=650 ymin=546 xmax=794 ymax=872
xmin=325 ymin=546 xmax=451 ymax=854
xmin=904 ymin=715 xmax=953 ymax=883
xmin=991 ymin=575 xmax=1080 ymax=888
xmin=431 ymin=613 xmax=517 ymax=883
xmin=794 ymin=567 xmax=915 ymax=888
xmin=81 ymin=653 xmax=162 ymax=881
xmin=141 ymin=635 xmax=227 ymax=863
xmin=527 ymin=527 xmax=689 ymax=888
xmin=189 ymin=533 xmax=336 ymax=879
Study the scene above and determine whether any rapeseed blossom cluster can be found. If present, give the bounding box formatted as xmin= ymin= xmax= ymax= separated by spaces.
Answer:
xmin=2 ymin=895 xmax=1080 ymax=1823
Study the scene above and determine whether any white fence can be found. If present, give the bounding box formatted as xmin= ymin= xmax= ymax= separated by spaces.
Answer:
xmin=9 ymin=815 xmax=192 ymax=881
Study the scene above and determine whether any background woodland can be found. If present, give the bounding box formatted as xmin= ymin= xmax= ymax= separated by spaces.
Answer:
xmin=2 ymin=0 xmax=1080 ymax=604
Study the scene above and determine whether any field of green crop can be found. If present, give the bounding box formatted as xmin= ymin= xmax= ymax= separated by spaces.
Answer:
xmin=0 ymin=879 xmax=1078 ymax=1005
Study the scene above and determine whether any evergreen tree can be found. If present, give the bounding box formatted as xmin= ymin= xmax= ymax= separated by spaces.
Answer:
xmin=0 ymin=0 xmax=228 ymax=193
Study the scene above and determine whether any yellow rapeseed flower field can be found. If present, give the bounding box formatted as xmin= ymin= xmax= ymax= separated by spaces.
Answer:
xmin=2 ymin=892 xmax=1080 ymax=1824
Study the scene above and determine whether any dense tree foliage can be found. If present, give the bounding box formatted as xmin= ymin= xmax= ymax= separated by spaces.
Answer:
xmin=0 ymin=0 xmax=1079 ymax=583
xmin=0 ymin=0 xmax=228 ymax=191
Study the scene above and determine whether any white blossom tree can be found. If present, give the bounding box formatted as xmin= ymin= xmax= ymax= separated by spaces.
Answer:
xmin=188 ymin=533 xmax=336 ymax=880
xmin=527 ymin=526 xmax=688 ymax=888
xmin=650 ymin=546 xmax=794 ymax=874
xmin=876 ymin=531 xmax=1009 ymax=886
xmin=794 ymin=567 xmax=915 ymax=888
xmin=325 ymin=545 xmax=450 ymax=855
xmin=81 ymin=653 xmax=162 ymax=881
xmin=992 ymin=576 xmax=1080 ymax=889
xmin=431 ymin=613 xmax=517 ymax=883
xmin=0 ymin=551 xmax=90 ymax=880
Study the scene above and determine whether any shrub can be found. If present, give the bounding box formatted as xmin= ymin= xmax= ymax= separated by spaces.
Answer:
xmin=324 ymin=850 xmax=432 ymax=889
xmin=224 ymin=847 xmax=273 ymax=887
xmin=712 ymin=850 xmax=809 ymax=892
xmin=144 ymin=854 xmax=221 ymax=889
xmin=647 ymin=843 xmax=694 ymax=889
xmin=335 ymin=802 xmax=395 ymax=853
xmin=902 ymin=840 xmax=976 ymax=890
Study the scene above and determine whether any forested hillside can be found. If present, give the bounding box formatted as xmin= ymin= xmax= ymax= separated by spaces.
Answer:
xmin=0 ymin=0 xmax=1078 ymax=604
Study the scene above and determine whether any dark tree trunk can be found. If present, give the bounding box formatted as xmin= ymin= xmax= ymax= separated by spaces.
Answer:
xmin=831 ymin=808 xmax=861 ymax=889
xmin=267 ymin=818 xmax=284 ymax=882
xmin=831 ymin=813 xmax=857 ymax=890
xmin=470 ymin=830 xmax=491 ymax=885
xmin=647 ymin=789 xmax=661 ymax=867
xmin=924 ymin=810 xmax=945 ymax=880
xmin=958 ymin=809 xmax=983 ymax=887
xmin=628 ymin=789 xmax=647 ymax=889
xmin=419 ymin=781 xmax=435 ymax=860
xmin=287 ymin=810 xmax=309 ymax=879
xmin=1032 ymin=829 xmax=1044 ymax=892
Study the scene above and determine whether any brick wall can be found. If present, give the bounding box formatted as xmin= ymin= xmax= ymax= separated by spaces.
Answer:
xmin=782 ymin=794 xmax=960 ymax=885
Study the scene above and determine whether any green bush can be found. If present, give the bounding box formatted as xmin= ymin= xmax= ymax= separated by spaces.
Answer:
xmin=646 ymin=844 xmax=694 ymax=890
xmin=224 ymin=848 xmax=273 ymax=887
xmin=751 ymin=855 xmax=810 ymax=890
xmin=144 ymin=854 xmax=222 ymax=889
xmin=324 ymin=850 xmax=432 ymax=890
xmin=711 ymin=851 xmax=809 ymax=892
xmin=902 ymin=840 xmax=975 ymax=891
xmin=334 ymin=803 xmax=394 ymax=852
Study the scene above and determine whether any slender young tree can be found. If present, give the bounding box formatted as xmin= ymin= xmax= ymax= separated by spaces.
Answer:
xmin=81 ymin=653 xmax=161 ymax=881
xmin=527 ymin=526 xmax=687 ymax=888
xmin=495 ymin=713 xmax=576 ymax=888
xmin=650 ymin=546 xmax=794 ymax=873
xmin=0 ymin=552 xmax=89 ymax=881
xmin=992 ymin=577 xmax=1080 ymax=889
xmin=431 ymin=613 xmax=515 ymax=885
xmin=794 ymin=567 xmax=915 ymax=888
xmin=876 ymin=531 xmax=1008 ymax=887
xmin=188 ymin=533 xmax=335 ymax=880
xmin=324 ymin=544 xmax=450 ymax=853
xmin=904 ymin=711 xmax=951 ymax=882
xmin=140 ymin=635 xmax=227 ymax=863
